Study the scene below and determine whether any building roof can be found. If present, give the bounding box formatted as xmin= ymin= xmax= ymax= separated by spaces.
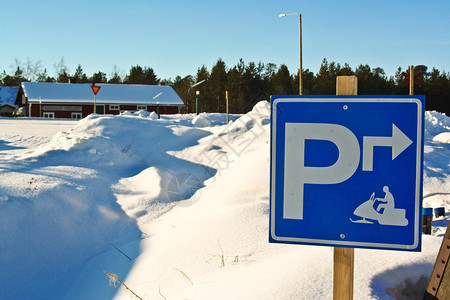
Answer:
xmin=0 ymin=86 xmax=18 ymax=108
xmin=20 ymin=82 xmax=184 ymax=106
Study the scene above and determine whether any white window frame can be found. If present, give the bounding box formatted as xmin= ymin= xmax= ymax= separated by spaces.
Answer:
xmin=43 ymin=112 xmax=55 ymax=118
xmin=137 ymin=105 xmax=147 ymax=110
xmin=71 ymin=112 xmax=82 ymax=119
xmin=109 ymin=105 xmax=120 ymax=110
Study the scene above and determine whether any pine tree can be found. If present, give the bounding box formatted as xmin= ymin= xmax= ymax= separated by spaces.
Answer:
xmin=72 ymin=65 xmax=89 ymax=83
xmin=193 ymin=65 xmax=210 ymax=113
xmin=240 ymin=61 xmax=265 ymax=112
xmin=425 ymin=68 xmax=450 ymax=113
xmin=108 ymin=65 xmax=123 ymax=83
xmin=294 ymin=68 xmax=315 ymax=95
xmin=90 ymin=71 xmax=107 ymax=83
xmin=172 ymin=75 xmax=193 ymax=112
xmin=264 ymin=62 xmax=277 ymax=93
xmin=312 ymin=58 xmax=335 ymax=94
xmin=210 ymin=58 xmax=228 ymax=112
xmin=226 ymin=66 xmax=243 ymax=114
xmin=36 ymin=68 xmax=55 ymax=82
xmin=1 ymin=67 xmax=27 ymax=86
xmin=271 ymin=64 xmax=294 ymax=95
xmin=125 ymin=65 xmax=159 ymax=85
xmin=142 ymin=67 xmax=159 ymax=85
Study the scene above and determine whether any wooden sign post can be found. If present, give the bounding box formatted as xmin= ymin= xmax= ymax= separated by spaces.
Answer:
xmin=334 ymin=75 xmax=358 ymax=300
xmin=409 ymin=65 xmax=414 ymax=96
xmin=401 ymin=65 xmax=423 ymax=96
xmin=334 ymin=247 xmax=354 ymax=300
xmin=226 ymin=90 xmax=229 ymax=123
xmin=424 ymin=222 xmax=450 ymax=299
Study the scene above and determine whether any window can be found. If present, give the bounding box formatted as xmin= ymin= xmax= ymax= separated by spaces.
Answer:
xmin=43 ymin=106 xmax=81 ymax=111
xmin=137 ymin=105 xmax=147 ymax=110
xmin=43 ymin=112 xmax=54 ymax=118
xmin=109 ymin=105 xmax=120 ymax=110
xmin=71 ymin=113 xmax=82 ymax=119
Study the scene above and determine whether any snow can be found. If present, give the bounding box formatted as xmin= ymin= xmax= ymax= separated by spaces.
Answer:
xmin=433 ymin=132 xmax=450 ymax=143
xmin=192 ymin=113 xmax=212 ymax=127
xmin=0 ymin=104 xmax=448 ymax=299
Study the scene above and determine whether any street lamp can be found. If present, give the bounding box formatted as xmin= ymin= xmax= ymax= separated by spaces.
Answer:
xmin=279 ymin=12 xmax=302 ymax=95
xmin=195 ymin=91 xmax=200 ymax=115
xmin=153 ymin=92 xmax=163 ymax=119
xmin=188 ymin=79 xmax=206 ymax=115
xmin=156 ymin=101 xmax=160 ymax=119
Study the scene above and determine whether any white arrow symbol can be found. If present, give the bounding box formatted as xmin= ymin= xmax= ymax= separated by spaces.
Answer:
xmin=362 ymin=124 xmax=413 ymax=171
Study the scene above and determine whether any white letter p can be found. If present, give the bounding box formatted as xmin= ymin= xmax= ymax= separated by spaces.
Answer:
xmin=283 ymin=123 xmax=360 ymax=220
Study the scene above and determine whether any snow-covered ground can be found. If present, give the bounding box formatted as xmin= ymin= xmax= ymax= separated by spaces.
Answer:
xmin=0 ymin=103 xmax=448 ymax=299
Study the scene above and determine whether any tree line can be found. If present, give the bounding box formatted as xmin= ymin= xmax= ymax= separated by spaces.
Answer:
xmin=1 ymin=57 xmax=449 ymax=114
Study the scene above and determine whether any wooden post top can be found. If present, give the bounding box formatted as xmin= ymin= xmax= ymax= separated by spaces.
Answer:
xmin=336 ymin=76 xmax=358 ymax=96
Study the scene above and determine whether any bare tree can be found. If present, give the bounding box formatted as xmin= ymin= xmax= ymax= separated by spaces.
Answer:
xmin=108 ymin=65 xmax=124 ymax=83
xmin=24 ymin=58 xmax=43 ymax=81
xmin=54 ymin=57 xmax=70 ymax=82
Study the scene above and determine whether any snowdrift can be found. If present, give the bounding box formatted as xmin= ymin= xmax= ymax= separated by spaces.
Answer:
xmin=0 ymin=102 xmax=448 ymax=299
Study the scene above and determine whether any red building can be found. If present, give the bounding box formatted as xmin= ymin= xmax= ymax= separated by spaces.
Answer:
xmin=16 ymin=82 xmax=184 ymax=119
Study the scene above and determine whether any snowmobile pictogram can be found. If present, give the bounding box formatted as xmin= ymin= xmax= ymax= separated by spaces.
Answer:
xmin=350 ymin=186 xmax=408 ymax=226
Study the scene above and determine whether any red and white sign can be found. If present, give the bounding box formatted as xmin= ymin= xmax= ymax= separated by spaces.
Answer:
xmin=91 ymin=85 xmax=101 ymax=95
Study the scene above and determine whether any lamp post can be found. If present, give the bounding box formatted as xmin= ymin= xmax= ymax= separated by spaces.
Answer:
xmin=196 ymin=91 xmax=200 ymax=115
xmin=156 ymin=101 xmax=160 ymax=119
xmin=279 ymin=12 xmax=302 ymax=95
xmin=152 ymin=92 xmax=163 ymax=119
xmin=188 ymin=79 xmax=206 ymax=115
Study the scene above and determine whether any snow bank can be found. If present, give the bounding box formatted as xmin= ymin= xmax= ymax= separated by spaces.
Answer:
xmin=433 ymin=132 xmax=450 ymax=143
xmin=192 ymin=113 xmax=212 ymax=127
xmin=422 ymin=111 xmax=450 ymax=213
xmin=425 ymin=111 xmax=450 ymax=139
xmin=0 ymin=166 xmax=140 ymax=299
xmin=0 ymin=102 xmax=448 ymax=299
xmin=0 ymin=113 xmax=212 ymax=299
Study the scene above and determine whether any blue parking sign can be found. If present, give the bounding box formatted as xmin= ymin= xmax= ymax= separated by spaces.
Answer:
xmin=269 ymin=96 xmax=424 ymax=251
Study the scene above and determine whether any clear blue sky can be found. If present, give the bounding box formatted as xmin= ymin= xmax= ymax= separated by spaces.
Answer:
xmin=1 ymin=0 xmax=449 ymax=81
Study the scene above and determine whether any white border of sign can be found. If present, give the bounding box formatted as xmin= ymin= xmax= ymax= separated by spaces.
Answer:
xmin=270 ymin=96 xmax=423 ymax=250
